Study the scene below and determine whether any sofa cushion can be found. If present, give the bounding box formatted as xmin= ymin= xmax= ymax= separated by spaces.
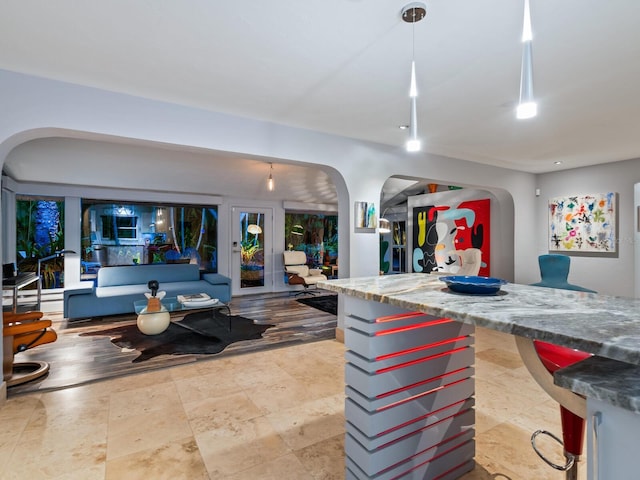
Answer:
xmin=96 ymin=280 xmax=220 ymax=298
xmin=95 ymin=284 xmax=149 ymax=298
xmin=201 ymin=272 xmax=232 ymax=286
xmin=97 ymin=264 xmax=201 ymax=287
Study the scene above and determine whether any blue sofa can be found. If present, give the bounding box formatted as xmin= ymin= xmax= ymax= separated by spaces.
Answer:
xmin=64 ymin=263 xmax=232 ymax=320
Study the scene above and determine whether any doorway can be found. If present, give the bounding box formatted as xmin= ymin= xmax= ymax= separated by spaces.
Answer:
xmin=231 ymin=207 xmax=272 ymax=295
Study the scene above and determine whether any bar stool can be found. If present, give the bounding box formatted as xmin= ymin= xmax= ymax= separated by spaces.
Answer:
xmin=3 ymin=310 xmax=57 ymax=386
xmin=528 ymin=254 xmax=596 ymax=480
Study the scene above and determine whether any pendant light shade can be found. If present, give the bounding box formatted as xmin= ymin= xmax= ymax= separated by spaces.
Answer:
xmin=517 ymin=0 xmax=537 ymax=119
xmin=247 ymin=224 xmax=262 ymax=235
xmin=402 ymin=3 xmax=426 ymax=152
xmin=267 ymin=163 xmax=274 ymax=191
xmin=378 ymin=217 xmax=391 ymax=234
xmin=407 ymin=95 xmax=420 ymax=152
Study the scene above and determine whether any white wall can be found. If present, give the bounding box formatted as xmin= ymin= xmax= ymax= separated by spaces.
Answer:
xmin=0 ymin=69 xmax=538 ymax=282
xmin=0 ymin=69 xmax=551 ymax=398
xmin=535 ymin=157 xmax=640 ymax=297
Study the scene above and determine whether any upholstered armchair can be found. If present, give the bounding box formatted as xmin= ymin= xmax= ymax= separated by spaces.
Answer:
xmin=3 ymin=310 xmax=57 ymax=387
xmin=283 ymin=251 xmax=327 ymax=296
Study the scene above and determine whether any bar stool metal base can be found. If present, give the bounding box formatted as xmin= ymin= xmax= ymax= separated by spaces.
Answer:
xmin=6 ymin=361 xmax=50 ymax=387
xmin=531 ymin=429 xmax=577 ymax=478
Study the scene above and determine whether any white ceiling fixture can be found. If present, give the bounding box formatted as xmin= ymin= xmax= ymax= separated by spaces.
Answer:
xmin=516 ymin=0 xmax=537 ymax=120
xmin=267 ymin=162 xmax=274 ymax=191
xmin=401 ymin=2 xmax=427 ymax=152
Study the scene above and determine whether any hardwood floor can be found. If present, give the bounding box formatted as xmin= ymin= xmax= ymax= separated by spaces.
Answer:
xmin=6 ymin=291 xmax=337 ymax=397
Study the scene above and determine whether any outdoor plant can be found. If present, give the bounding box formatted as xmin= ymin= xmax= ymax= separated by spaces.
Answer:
xmin=16 ymin=199 xmax=66 ymax=288
xmin=241 ymin=240 xmax=262 ymax=265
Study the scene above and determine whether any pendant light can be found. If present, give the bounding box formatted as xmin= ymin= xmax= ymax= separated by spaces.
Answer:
xmin=517 ymin=0 xmax=537 ymax=119
xmin=402 ymin=3 xmax=426 ymax=152
xmin=267 ymin=163 xmax=274 ymax=191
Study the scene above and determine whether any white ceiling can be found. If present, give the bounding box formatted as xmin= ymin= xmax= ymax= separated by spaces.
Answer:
xmin=2 ymin=1 xmax=640 ymax=194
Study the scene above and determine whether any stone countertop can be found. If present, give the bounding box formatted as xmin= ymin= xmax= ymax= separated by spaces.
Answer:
xmin=555 ymin=356 xmax=640 ymax=414
xmin=318 ymin=273 xmax=640 ymax=366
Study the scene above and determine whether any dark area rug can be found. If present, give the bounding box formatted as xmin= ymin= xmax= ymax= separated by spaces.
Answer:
xmin=296 ymin=294 xmax=337 ymax=315
xmin=81 ymin=311 xmax=274 ymax=363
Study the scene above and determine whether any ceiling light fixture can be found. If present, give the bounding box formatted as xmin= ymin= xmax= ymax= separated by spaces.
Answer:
xmin=516 ymin=0 xmax=537 ymax=119
xmin=267 ymin=163 xmax=274 ymax=191
xmin=401 ymin=2 xmax=426 ymax=152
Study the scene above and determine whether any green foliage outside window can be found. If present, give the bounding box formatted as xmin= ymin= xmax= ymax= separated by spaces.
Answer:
xmin=284 ymin=212 xmax=338 ymax=265
xmin=16 ymin=197 xmax=66 ymax=288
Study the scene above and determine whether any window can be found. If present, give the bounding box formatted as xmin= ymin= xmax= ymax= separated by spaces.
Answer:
xmin=284 ymin=212 xmax=338 ymax=266
xmin=82 ymin=200 xmax=218 ymax=272
xmin=15 ymin=195 xmax=66 ymax=289
xmin=101 ymin=215 xmax=138 ymax=240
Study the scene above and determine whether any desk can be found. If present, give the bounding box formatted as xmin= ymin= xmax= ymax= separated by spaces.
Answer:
xmin=2 ymin=273 xmax=41 ymax=313
xmin=319 ymin=273 xmax=640 ymax=479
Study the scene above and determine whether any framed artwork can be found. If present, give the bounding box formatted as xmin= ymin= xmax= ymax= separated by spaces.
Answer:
xmin=354 ymin=201 xmax=376 ymax=232
xmin=548 ymin=192 xmax=617 ymax=253
xmin=412 ymin=198 xmax=491 ymax=276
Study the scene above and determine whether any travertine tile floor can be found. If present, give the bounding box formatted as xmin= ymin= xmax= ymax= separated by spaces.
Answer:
xmin=0 ymin=327 xmax=585 ymax=479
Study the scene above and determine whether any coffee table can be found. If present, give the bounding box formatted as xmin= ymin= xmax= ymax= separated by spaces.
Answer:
xmin=133 ymin=297 xmax=232 ymax=335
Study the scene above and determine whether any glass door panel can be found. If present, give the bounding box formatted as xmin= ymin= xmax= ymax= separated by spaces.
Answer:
xmin=240 ymin=211 xmax=264 ymax=288
xmin=232 ymin=207 xmax=271 ymax=295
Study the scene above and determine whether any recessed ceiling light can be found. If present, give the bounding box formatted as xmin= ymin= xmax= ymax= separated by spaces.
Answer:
xmin=554 ymin=161 xmax=562 ymax=165
xmin=399 ymin=125 xmax=409 ymax=130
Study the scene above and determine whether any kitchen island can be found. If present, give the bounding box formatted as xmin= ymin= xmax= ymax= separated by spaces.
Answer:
xmin=318 ymin=273 xmax=640 ymax=479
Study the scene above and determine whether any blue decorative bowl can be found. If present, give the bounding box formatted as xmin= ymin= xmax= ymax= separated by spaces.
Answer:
xmin=440 ymin=275 xmax=508 ymax=295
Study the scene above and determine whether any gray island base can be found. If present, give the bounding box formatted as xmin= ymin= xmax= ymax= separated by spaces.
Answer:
xmin=318 ymin=273 xmax=640 ymax=480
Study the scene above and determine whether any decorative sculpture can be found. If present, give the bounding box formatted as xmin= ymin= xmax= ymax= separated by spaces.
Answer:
xmin=136 ymin=280 xmax=171 ymax=335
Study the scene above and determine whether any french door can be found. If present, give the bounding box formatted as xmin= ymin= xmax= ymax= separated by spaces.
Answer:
xmin=231 ymin=206 xmax=273 ymax=295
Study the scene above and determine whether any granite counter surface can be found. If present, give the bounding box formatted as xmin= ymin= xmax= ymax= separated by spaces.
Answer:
xmin=319 ymin=273 xmax=640 ymax=366
xmin=555 ymin=356 xmax=640 ymax=414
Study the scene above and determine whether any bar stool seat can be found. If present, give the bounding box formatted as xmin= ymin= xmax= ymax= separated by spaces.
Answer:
xmin=533 ymin=341 xmax=592 ymax=460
